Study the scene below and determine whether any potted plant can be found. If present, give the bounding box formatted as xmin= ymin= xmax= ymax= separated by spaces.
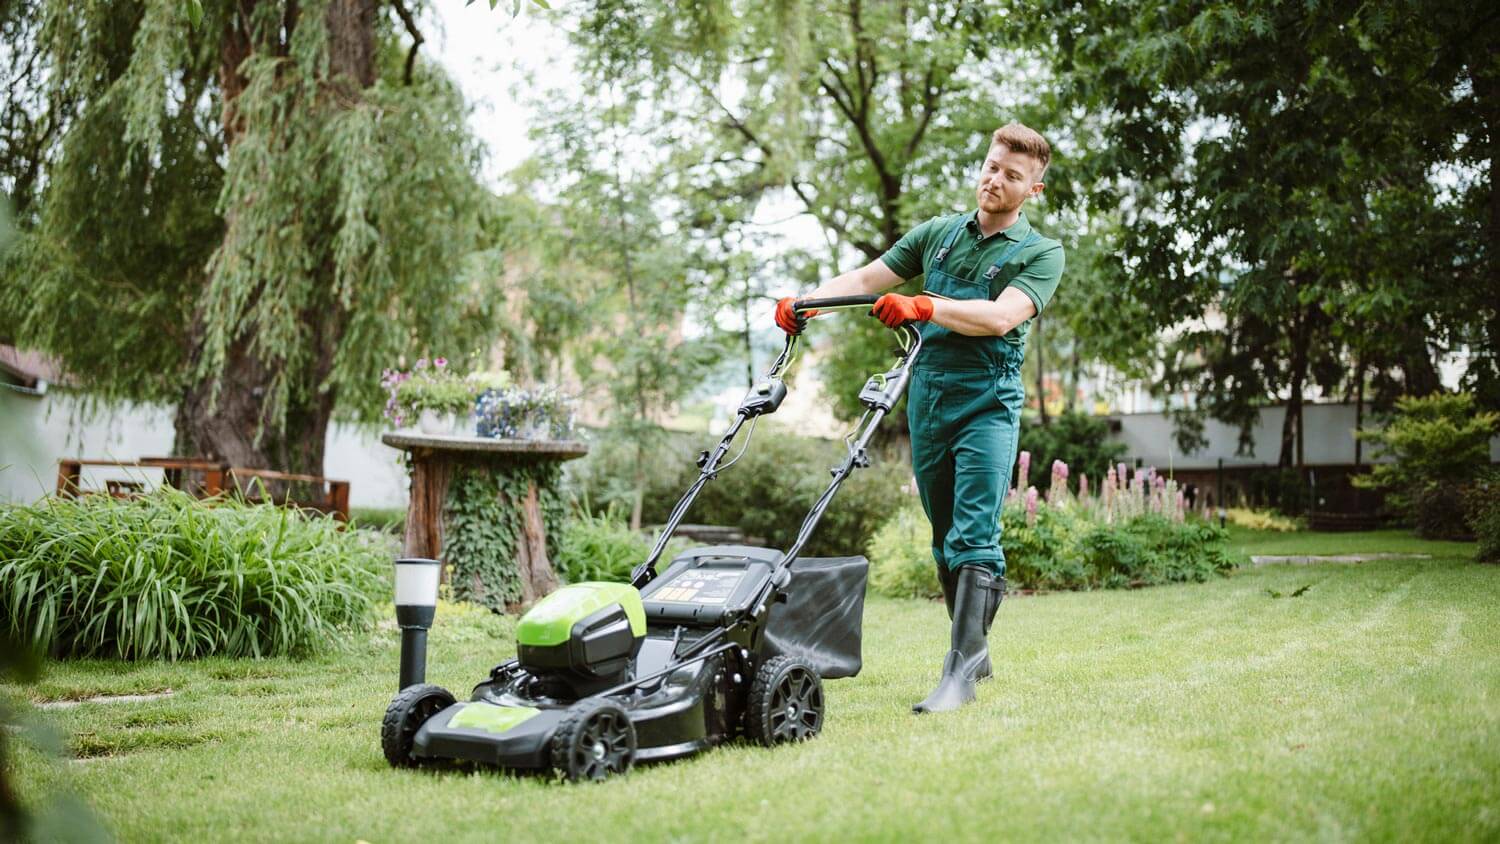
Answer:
xmin=382 ymin=358 xmax=477 ymax=435
xmin=475 ymin=385 xmax=577 ymax=440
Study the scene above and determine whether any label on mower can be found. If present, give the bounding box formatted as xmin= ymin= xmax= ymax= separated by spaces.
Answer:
xmin=651 ymin=569 xmax=746 ymax=604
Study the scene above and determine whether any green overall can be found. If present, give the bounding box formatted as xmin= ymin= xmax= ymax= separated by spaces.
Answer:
xmin=907 ymin=219 xmax=1040 ymax=578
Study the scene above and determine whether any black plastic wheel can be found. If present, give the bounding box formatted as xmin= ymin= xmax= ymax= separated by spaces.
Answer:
xmin=381 ymin=683 xmax=455 ymax=768
xmin=549 ymin=699 xmax=636 ymax=783
xmin=746 ymin=655 xmax=824 ymax=747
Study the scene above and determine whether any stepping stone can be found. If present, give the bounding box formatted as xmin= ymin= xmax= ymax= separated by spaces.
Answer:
xmin=35 ymin=690 xmax=175 ymax=710
xmin=1249 ymin=553 xmax=1431 ymax=566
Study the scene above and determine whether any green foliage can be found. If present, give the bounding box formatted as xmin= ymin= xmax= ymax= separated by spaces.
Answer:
xmin=441 ymin=462 xmax=565 ymax=611
xmin=1 ymin=0 xmax=505 ymax=471
xmin=1225 ymin=508 xmax=1300 ymax=533
xmin=1463 ymin=470 xmax=1500 ymax=564
xmin=867 ymin=506 xmax=940 ymax=600
xmin=1041 ymin=0 xmax=1500 ymax=447
xmin=1354 ymin=393 xmax=1500 ymax=538
xmin=0 ymin=490 xmax=386 ymax=660
xmin=553 ymin=506 xmax=649 ymax=584
xmin=568 ymin=424 xmax=907 ymax=557
xmin=1016 ymin=412 xmax=1126 ymax=488
xmin=349 ymin=507 xmax=406 ymax=536
xmin=669 ymin=430 xmax=908 ymax=558
xmin=867 ymin=503 xmax=1241 ymax=596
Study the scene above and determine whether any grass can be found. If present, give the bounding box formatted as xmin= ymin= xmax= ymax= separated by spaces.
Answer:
xmin=1224 ymin=525 xmax=1477 ymax=557
xmin=6 ymin=541 xmax=1498 ymax=841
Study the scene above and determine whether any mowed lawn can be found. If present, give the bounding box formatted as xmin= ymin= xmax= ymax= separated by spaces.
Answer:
xmin=8 ymin=538 xmax=1499 ymax=842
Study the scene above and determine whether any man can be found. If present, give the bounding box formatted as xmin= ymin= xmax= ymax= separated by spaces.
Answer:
xmin=775 ymin=123 xmax=1064 ymax=713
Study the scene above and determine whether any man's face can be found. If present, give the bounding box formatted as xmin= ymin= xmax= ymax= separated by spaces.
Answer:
xmin=976 ymin=143 xmax=1045 ymax=216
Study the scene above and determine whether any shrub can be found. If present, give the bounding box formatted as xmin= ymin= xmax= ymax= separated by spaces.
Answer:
xmin=867 ymin=461 xmax=1243 ymax=595
xmin=1226 ymin=507 xmax=1301 ymax=532
xmin=1354 ymin=393 xmax=1499 ymax=539
xmin=350 ymin=506 xmax=406 ymax=535
xmin=1463 ymin=470 xmax=1500 ymax=563
xmin=568 ymin=424 xmax=907 ymax=558
xmin=1016 ymin=411 xmax=1127 ymax=490
xmin=0 ymin=490 xmax=387 ymax=660
xmin=868 ymin=506 xmax=941 ymax=599
xmin=554 ymin=506 xmax=650 ymax=584
xmin=686 ymin=430 xmax=908 ymax=557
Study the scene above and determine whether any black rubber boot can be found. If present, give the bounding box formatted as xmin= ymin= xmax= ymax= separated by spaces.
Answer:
xmin=935 ymin=562 xmax=959 ymax=619
xmin=974 ymin=575 xmax=1005 ymax=681
xmin=913 ymin=566 xmax=993 ymax=714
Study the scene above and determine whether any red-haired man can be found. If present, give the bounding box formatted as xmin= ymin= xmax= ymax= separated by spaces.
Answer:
xmin=775 ymin=123 xmax=1064 ymax=713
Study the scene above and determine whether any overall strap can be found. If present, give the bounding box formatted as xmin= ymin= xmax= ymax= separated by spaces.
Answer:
xmin=983 ymin=230 xmax=1042 ymax=281
xmin=931 ymin=216 xmax=968 ymax=268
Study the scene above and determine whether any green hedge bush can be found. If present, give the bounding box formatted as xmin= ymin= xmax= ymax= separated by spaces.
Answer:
xmin=868 ymin=461 xmax=1242 ymax=595
xmin=1354 ymin=393 xmax=1499 ymax=538
xmin=1464 ymin=470 xmax=1500 ymax=563
xmin=870 ymin=504 xmax=1241 ymax=594
xmin=0 ymin=490 xmax=388 ymax=660
xmin=568 ymin=424 xmax=908 ymax=558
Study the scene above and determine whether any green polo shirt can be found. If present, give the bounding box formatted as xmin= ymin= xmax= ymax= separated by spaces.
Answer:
xmin=880 ymin=210 xmax=1064 ymax=348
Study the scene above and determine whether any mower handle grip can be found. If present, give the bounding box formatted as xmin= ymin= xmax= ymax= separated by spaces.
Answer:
xmin=792 ymin=295 xmax=879 ymax=313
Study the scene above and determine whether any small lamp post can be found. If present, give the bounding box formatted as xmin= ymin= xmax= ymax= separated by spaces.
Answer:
xmin=394 ymin=558 xmax=441 ymax=690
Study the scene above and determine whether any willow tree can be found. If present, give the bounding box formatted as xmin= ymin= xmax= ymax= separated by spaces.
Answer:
xmin=0 ymin=0 xmax=496 ymax=473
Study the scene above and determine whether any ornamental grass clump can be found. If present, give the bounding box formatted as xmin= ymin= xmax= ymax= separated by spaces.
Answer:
xmin=868 ymin=455 xmax=1242 ymax=595
xmin=0 ymin=489 xmax=388 ymax=660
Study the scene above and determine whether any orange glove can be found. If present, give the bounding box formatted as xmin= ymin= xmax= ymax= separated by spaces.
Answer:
xmin=775 ymin=297 xmax=814 ymax=335
xmin=872 ymin=293 xmax=934 ymax=327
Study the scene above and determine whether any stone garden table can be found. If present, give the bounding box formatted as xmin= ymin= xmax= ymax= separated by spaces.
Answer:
xmin=381 ymin=432 xmax=588 ymax=609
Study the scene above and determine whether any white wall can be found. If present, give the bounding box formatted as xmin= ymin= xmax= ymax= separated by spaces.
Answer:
xmin=1110 ymin=402 xmax=1500 ymax=470
xmin=1 ymin=388 xmax=410 ymax=508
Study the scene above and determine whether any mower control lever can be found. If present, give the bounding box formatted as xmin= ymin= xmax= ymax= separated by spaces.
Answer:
xmin=737 ymin=377 xmax=787 ymax=417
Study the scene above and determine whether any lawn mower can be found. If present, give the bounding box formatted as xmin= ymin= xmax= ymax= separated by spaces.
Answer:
xmin=380 ymin=295 xmax=920 ymax=782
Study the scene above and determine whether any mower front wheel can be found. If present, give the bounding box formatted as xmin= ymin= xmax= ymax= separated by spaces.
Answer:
xmin=746 ymin=655 xmax=824 ymax=746
xmin=381 ymin=683 xmax=455 ymax=768
xmin=550 ymin=699 xmax=637 ymax=783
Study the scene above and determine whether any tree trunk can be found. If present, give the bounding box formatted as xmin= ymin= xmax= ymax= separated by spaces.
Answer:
xmin=1278 ymin=300 xmax=1308 ymax=469
xmin=174 ymin=0 xmax=375 ymax=476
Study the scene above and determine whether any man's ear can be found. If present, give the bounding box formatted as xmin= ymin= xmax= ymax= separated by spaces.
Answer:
xmin=1030 ymin=181 xmax=1046 ymax=198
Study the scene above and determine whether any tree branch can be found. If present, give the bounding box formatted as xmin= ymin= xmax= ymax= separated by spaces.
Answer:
xmin=390 ymin=0 xmax=424 ymax=85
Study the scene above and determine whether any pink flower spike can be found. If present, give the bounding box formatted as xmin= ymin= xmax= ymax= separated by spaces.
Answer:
xmin=1025 ymin=486 xmax=1039 ymax=525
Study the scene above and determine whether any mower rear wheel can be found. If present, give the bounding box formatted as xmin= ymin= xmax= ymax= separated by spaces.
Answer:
xmin=550 ymin=699 xmax=636 ymax=783
xmin=746 ymin=655 xmax=824 ymax=746
xmin=381 ymin=683 xmax=455 ymax=768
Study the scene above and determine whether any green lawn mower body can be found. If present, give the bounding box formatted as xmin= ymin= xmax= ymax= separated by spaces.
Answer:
xmin=382 ymin=296 xmax=917 ymax=781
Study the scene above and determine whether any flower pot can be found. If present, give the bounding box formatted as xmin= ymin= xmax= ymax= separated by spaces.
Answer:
xmin=418 ymin=409 xmax=467 ymax=436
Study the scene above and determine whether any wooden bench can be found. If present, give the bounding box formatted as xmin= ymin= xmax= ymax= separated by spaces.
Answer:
xmin=226 ymin=467 xmax=351 ymax=523
xmin=56 ymin=458 xmax=350 ymax=523
xmin=57 ymin=458 xmax=227 ymax=499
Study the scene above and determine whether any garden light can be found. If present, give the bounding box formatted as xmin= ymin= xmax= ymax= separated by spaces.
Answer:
xmin=394 ymin=557 xmax=441 ymax=690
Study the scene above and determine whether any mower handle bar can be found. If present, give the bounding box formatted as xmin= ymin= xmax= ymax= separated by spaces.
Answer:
xmin=792 ymin=294 xmax=879 ymax=312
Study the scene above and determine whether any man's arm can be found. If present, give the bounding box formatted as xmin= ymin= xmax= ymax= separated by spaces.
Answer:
xmin=802 ymin=259 xmax=906 ymax=300
xmin=927 ymin=287 xmax=1037 ymax=337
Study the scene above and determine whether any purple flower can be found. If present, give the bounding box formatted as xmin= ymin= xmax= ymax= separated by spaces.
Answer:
xmin=434 ymin=357 xmax=447 ymax=369
xmin=415 ymin=358 xmax=428 ymax=370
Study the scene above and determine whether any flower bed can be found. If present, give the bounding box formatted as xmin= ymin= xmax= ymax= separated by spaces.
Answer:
xmin=869 ymin=455 xmax=1243 ymax=597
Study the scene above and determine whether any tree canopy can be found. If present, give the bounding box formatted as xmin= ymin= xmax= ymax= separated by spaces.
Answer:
xmin=1 ymin=0 xmax=499 ymax=473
